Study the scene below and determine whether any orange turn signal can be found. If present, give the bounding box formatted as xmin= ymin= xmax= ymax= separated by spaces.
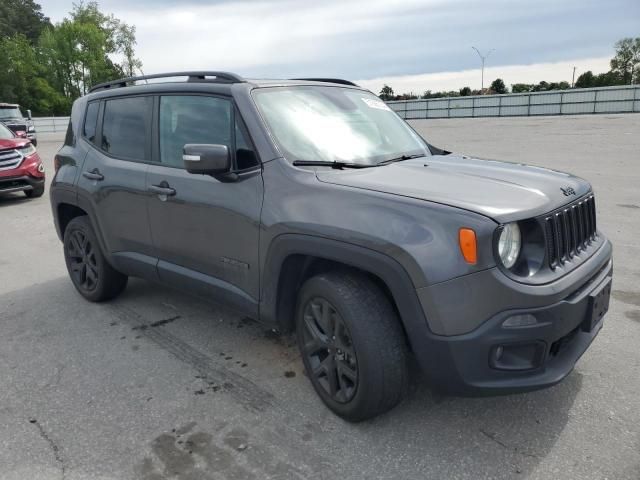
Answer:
xmin=459 ymin=228 xmax=477 ymax=264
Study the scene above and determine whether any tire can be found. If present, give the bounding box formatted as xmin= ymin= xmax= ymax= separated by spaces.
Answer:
xmin=296 ymin=271 xmax=409 ymax=422
xmin=63 ymin=216 xmax=128 ymax=302
xmin=25 ymin=184 xmax=44 ymax=198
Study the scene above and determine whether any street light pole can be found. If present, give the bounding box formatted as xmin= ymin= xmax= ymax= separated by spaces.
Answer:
xmin=472 ymin=47 xmax=494 ymax=94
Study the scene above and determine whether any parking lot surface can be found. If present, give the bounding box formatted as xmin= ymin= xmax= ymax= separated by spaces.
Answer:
xmin=1 ymin=114 xmax=639 ymax=480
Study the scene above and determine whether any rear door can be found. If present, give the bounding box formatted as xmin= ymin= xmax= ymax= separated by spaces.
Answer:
xmin=76 ymin=95 xmax=157 ymax=278
xmin=146 ymin=94 xmax=263 ymax=313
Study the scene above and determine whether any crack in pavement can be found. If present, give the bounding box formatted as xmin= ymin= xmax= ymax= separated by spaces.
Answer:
xmin=479 ymin=429 xmax=540 ymax=459
xmin=30 ymin=418 xmax=66 ymax=479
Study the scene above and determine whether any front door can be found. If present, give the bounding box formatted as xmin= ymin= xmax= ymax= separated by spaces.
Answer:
xmin=146 ymin=94 xmax=263 ymax=313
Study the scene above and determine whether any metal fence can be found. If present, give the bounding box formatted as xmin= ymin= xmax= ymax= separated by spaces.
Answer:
xmin=387 ymin=85 xmax=640 ymax=119
xmin=33 ymin=116 xmax=70 ymax=133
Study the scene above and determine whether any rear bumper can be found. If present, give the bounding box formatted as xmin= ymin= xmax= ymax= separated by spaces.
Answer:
xmin=412 ymin=239 xmax=613 ymax=395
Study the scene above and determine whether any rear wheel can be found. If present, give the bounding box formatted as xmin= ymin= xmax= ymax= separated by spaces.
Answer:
xmin=25 ymin=184 xmax=44 ymax=198
xmin=296 ymin=271 xmax=408 ymax=421
xmin=63 ymin=216 xmax=128 ymax=302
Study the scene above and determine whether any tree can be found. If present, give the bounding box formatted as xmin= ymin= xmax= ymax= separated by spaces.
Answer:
xmin=610 ymin=37 xmax=640 ymax=85
xmin=39 ymin=2 xmax=141 ymax=97
xmin=0 ymin=34 xmax=68 ymax=114
xmin=0 ymin=0 xmax=51 ymax=42
xmin=379 ymin=84 xmax=394 ymax=100
xmin=489 ymin=78 xmax=507 ymax=94
xmin=511 ymin=83 xmax=532 ymax=93
xmin=459 ymin=86 xmax=472 ymax=96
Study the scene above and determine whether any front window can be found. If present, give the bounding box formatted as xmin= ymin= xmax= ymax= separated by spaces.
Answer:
xmin=0 ymin=123 xmax=15 ymax=140
xmin=253 ymin=86 xmax=430 ymax=166
xmin=0 ymin=107 xmax=24 ymax=120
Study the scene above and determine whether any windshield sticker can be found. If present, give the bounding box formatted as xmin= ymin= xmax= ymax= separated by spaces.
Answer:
xmin=361 ymin=97 xmax=392 ymax=111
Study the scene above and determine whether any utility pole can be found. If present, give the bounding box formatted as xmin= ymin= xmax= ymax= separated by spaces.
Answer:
xmin=472 ymin=47 xmax=494 ymax=94
xmin=572 ymin=66 xmax=576 ymax=88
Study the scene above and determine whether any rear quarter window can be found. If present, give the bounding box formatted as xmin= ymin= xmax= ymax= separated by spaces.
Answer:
xmin=83 ymin=101 xmax=100 ymax=144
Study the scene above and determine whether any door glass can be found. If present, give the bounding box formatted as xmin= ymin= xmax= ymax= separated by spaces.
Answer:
xmin=160 ymin=96 xmax=232 ymax=168
xmin=101 ymin=96 xmax=151 ymax=160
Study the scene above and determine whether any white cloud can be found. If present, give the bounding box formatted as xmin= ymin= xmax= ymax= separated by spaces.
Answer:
xmin=355 ymin=56 xmax=612 ymax=95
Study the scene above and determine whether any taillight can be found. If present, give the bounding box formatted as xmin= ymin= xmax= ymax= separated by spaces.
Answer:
xmin=54 ymin=155 xmax=62 ymax=172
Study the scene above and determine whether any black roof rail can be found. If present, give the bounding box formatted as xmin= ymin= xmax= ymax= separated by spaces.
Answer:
xmin=88 ymin=71 xmax=245 ymax=93
xmin=291 ymin=78 xmax=359 ymax=87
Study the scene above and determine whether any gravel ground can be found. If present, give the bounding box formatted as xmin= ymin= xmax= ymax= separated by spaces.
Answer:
xmin=1 ymin=114 xmax=639 ymax=480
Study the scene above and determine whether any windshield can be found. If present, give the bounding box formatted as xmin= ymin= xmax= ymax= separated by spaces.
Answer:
xmin=0 ymin=107 xmax=24 ymax=120
xmin=0 ymin=123 xmax=15 ymax=140
xmin=253 ymin=86 xmax=430 ymax=165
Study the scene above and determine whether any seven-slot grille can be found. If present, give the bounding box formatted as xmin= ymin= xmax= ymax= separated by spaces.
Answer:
xmin=544 ymin=195 xmax=597 ymax=269
xmin=0 ymin=149 xmax=23 ymax=171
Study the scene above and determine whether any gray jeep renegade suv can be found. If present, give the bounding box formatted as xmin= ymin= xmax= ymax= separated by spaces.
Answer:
xmin=50 ymin=72 xmax=613 ymax=421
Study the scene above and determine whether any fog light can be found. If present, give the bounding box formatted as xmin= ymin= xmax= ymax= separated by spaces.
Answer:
xmin=502 ymin=314 xmax=537 ymax=328
xmin=490 ymin=342 xmax=545 ymax=371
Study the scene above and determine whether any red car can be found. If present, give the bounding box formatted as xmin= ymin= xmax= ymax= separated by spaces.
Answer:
xmin=0 ymin=122 xmax=45 ymax=198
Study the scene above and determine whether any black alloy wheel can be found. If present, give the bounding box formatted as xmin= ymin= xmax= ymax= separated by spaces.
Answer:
xmin=300 ymin=297 xmax=358 ymax=403
xmin=66 ymin=229 xmax=99 ymax=292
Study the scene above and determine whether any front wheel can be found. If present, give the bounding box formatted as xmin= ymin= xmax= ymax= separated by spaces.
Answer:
xmin=296 ymin=272 xmax=409 ymax=422
xmin=63 ymin=216 xmax=128 ymax=302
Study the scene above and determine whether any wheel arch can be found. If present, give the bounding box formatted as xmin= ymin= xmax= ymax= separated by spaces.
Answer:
xmin=261 ymin=234 xmax=432 ymax=346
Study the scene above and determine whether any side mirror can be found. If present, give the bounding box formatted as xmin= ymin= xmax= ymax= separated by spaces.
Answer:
xmin=183 ymin=144 xmax=230 ymax=175
xmin=26 ymin=109 xmax=32 ymax=120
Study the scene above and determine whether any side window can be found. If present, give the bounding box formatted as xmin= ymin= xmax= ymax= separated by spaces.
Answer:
xmin=235 ymin=117 xmax=259 ymax=170
xmin=159 ymin=95 xmax=231 ymax=168
xmin=83 ymin=101 xmax=99 ymax=144
xmin=101 ymin=96 xmax=151 ymax=161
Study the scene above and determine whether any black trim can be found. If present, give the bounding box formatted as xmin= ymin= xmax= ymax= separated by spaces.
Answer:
xmin=260 ymin=233 xmax=429 ymax=338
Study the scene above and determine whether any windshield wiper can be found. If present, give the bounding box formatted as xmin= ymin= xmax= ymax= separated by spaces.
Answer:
xmin=292 ymin=160 xmax=372 ymax=169
xmin=376 ymin=153 xmax=426 ymax=166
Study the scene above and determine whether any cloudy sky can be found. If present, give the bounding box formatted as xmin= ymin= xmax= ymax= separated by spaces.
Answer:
xmin=41 ymin=0 xmax=640 ymax=93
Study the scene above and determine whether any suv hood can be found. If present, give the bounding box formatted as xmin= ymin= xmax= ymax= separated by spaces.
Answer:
xmin=316 ymin=155 xmax=592 ymax=223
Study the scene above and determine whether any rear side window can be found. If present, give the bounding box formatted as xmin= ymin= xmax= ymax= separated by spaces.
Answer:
xmin=159 ymin=95 xmax=231 ymax=168
xmin=101 ymin=96 xmax=152 ymax=161
xmin=83 ymin=102 xmax=99 ymax=144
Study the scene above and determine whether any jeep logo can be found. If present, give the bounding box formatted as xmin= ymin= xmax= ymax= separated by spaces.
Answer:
xmin=561 ymin=186 xmax=576 ymax=196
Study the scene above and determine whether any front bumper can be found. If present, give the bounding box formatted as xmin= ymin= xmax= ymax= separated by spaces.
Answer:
xmin=0 ymin=174 xmax=45 ymax=194
xmin=412 ymin=238 xmax=612 ymax=395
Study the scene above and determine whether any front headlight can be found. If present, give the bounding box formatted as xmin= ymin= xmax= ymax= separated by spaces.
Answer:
xmin=28 ymin=125 xmax=35 ymax=132
xmin=498 ymin=222 xmax=521 ymax=268
xmin=19 ymin=143 xmax=37 ymax=157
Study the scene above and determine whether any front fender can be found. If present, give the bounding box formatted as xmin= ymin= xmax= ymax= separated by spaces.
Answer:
xmin=260 ymin=233 xmax=432 ymax=344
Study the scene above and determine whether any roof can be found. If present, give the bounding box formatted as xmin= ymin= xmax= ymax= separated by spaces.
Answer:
xmin=0 ymin=103 xmax=20 ymax=108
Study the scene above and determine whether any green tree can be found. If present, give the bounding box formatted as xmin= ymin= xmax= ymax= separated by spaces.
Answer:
xmin=0 ymin=34 xmax=68 ymax=115
xmin=610 ymin=37 xmax=640 ymax=85
xmin=489 ymin=78 xmax=507 ymax=94
xmin=39 ymin=1 xmax=141 ymax=97
xmin=0 ymin=0 xmax=51 ymax=42
xmin=379 ymin=84 xmax=394 ymax=100
xmin=459 ymin=86 xmax=471 ymax=96
xmin=511 ymin=83 xmax=532 ymax=93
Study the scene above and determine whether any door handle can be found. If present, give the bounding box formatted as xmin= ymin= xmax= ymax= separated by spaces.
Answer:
xmin=82 ymin=168 xmax=104 ymax=181
xmin=149 ymin=183 xmax=176 ymax=197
